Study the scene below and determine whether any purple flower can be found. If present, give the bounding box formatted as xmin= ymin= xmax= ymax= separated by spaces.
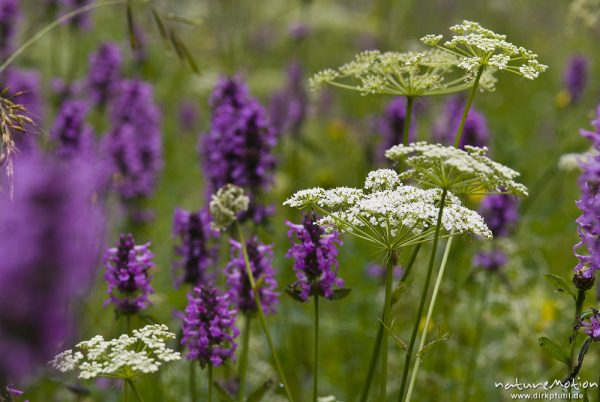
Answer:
xmin=288 ymin=22 xmax=310 ymax=41
xmin=472 ymin=250 xmax=507 ymax=271
xmin=376 ymin=97 xmax=415 ymax=161
xmin=285 ymin=213 xmax=343 ymax=301
xmin=0 ymin=0 xmax=19 ymax=60
xmin=103 ymin=79 xmax=162 ymax=201
xmin=0 ymin=152 xmax=104 ymax=383
xmin=225 ymin=237 xmax=279 ymax=315
xmin=87 ymin=42 xmax=122 ymax=108
xmin=104 ymin=234 xmax=154 ymax=315
xmin=433 ymin=96 xmax=489 ymax=149
xmin=3 ymin=68 xmax=43 ymax=127
xmin=564 ymin=55 xmax=588 ymax=104
xmin=179 ymin=100 xmax=199 ymax=131
xmin=51 ymin=100 xmax=94 ymax=157
xmin=365 ymin=264 xmax=404 ymax=280
xmin=181 ymin=285 xmax=239 ymax=367
xmin=200 ymin=75 xmax=277 ymax=222
xmin=478 ymin=194 xmax=519 ymax=237
xmin=573 ymin=106 xmax=600 ymax=276
xmin=581 ymin=310 xmax=600 ymax=340
xmin=62 ymin=0 xmax=94 ymax=29
xmin=269 ymin=62 xmax=308 ymax=138
xmin=172 ymin=208 xmax=218 ymax=286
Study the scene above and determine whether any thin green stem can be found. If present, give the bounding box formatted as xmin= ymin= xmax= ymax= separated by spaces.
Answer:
xmin=397 ymin=189 xmax=447 ymax=402
xmin=453 ymin=65 xmax=485 ymax=148
xmin=235 ymin=223 xmax=295 ymax=402
xmin=190 ymin=362 xmax=197 ymax=402
xmin=238 ymin=314 xmax=252 ymax=402
xmin=404 ymin=234 xmax=453 ymax=402
xmin=127 ymin=379 xmax=144 ymax=402
xmin=596 ymin=350 xmax=600 ymax=402
xmin=208 ymin=365 xmax=213 ymax=402
xmin=462 ymin=281 xmax=488 ymax=401
xmin=0 ymin=0 xmax=127 ymax=74
xmin=380 ymin=252 xmax=398 ymax=400
xmin=123 ymin=379 xmax=129 ymax=402
xmin=403 ymin=97 xmax=414 ymax=146
xmin=359 ymin=245 xmax=422 ymax=402
xmin=568 ymin=289 xmax=586 ymax=402
xmin=313 ymin=293 xmax=320 ymax=402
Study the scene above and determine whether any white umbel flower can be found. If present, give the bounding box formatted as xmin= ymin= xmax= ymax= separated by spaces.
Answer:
xmin=421 ymin=20 xmax=547 ymax=86
xmin=385 ymin=142 xmax=528 ymax=197
xmin=50 ymin=324 xmax=181 ymax=380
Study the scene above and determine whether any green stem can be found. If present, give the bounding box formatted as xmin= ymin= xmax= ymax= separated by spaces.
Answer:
xmin=238 ymin=314 xmax=252 ymax=402
xmin=404 ymin=233 xmax=454 ymax=402
xmin=453 ymin=65 xmax=485 ymax=148
xmin=208 ymin=365 xmax=213 ymax=402
xmin=127 ymin=379 xmax=144 ymax=402
xmin=0 ymin=0 xmax=127 ymax=75
xmin=313 ymin=293 xmax=320 ymax=402
xmin=379 ymin=252 xmax=397 ymax=400
xmin=359 ymin=245 xmax=422 ymax=402
xmin=403 ymin=96 xmax=414 ymax=146
xmin=235 ymin=223 xmax=295 ymax=402
xmin=462 ymin=281 xmax=488 ymax=401
xmin=568 ymin=289 xmax=586 ymax=402
xmin=596 ymin=350 xmax=600 ymax=402
xmin=190 ymin=362 xmax=197 ymax=402
xmin=397 ymin=189 xmax=447 ymax=402
xmin=123 ymin=379 xmax=129 ymax=402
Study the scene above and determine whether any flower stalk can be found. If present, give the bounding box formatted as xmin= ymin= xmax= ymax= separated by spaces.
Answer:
xmin=403 ymin=96 xmax=414 ymax=146
xmin=454 ymin=65 xmax=485 ymax=148
xmin=238 ymin=315 xmax=252 ymax=402
xmin=313 ymin=292 xmax=320 ymax=402
xmin=379 ymin=251 xmax=398 ymax=400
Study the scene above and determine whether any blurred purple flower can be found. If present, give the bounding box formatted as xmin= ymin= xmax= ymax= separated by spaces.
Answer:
xmin=62 ymin=0 xmax=94 ymax=30
xmin=472 ymin=250 xmax=507 ymax=271
xmin=51 ymin=78 xmax=83 ymax=104
xmin=103 ymin=79 xmax=162 ymax=201
xmin=433 ymin=96 xmax=488 ymax=149
xmin=172 ymin=208 xmax=218 ymax=286
xmin=3 ymin=68 xmax=43 ymax=127
xmin=225 ymin=237 xmax=279 ymax=315
xmin=365 ymin=264 xmax=404 ymax=280
xmin=0 ymin=0 xmax=19 ymax=60
xmin=269 ymin=62 xmax=308 ymax=138
xmin=51 ymin=100 xmax=94 ymax=157
xmin=285 ymin=213 xmax=343 ymax=301
xmin=87 ymin=42 xmax=122 ymax=108
xmin=573 ymin=106 xmax=600 ymax=277
xmin=376 ymin=97 xmax=415 ymax=161
xmin=181 ymin=285 xmax=239 ymax=367
xmin=478 ymin=194 xmax=519 ymax=237
xmin=200 ymin=75 xmax=276 ymax=223
xmin=104 ymin=233 xmax=154 ymax=315
xmin=564 ymin=55 xmax=588 ymax=104
xmin=0 ymin=152 xmax=104 ymax=383
xmin=288 ymin=22 xmax=310 ymax=41
xmin=179 ymin=101 xmax=199 ymax=132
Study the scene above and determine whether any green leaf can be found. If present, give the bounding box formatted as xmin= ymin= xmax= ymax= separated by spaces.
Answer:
xmin=125 ymin=2 xmax=137 ymax=50
xmin=151 ymin=7 xmax=169 ymax=46
xmin=329 ymin=288 xmax=352 ymax=300
xmin=212 ymin=381 xmax=235 ymax=402
xmin=538 ymin=336 xmax=570 ymax=366
xmin=284 ymin=285 xmax=305 ymax=303
xmin=378 ymin=318 xmax=407 ymax=350
xmin=247 ymin=379 xmax=273 ymax=402
xmin=417 ymin=330 xmax=450 ymax=359
xmin=543 ymin=273 xmax=576 ymax=298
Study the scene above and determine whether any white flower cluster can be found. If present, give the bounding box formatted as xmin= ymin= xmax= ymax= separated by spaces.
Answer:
xmin=51 ymin=324 xmax=181 ymax=380
xmin=385 ymin=142 xmax=528 ymax=197
xmin=569 ymin=0 xmax=600 ymax=29
xmin=209 ymin=184 xmax=250 ymax=231
xmin=318 ymin=396 xmax=344 ymax=402
xmin=421 ymin=20 xmax=547 ymax=84
xmin=558 ymin=149 xmax=596 ymax=171
xmin=309 ymin=49 xmax=473 ymax=97
xmin=284 ymin=169 xmax=492 ymax=245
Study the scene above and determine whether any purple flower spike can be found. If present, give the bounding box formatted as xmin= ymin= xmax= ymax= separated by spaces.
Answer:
xmin=269 ymin=62 xmax=308 ymax=138
xmin=62 ymin=0 xmax=94 ymax=30
xmin=200 ymin=75 xmax=277 ymax=223
xmin=225 ymin=237 xmax=279 ymax=315
xmin=478 ymin=194 xmax=519 ymax=237
xmin=564 ymin=55 xmax=588 ymax=104
xmin=172 ymin=208 xmax=218 ymax=286
xmin=0 ymin=152 xmax=104 ymax=384
xmin=376 ymin=97 xmax=415 ymax=162
xmin=581 ymin=310 xmax=600 ymax=340
xmin=103 ymin=79 xmax=162 ymax=201
xmin=51 ymin=100 xmax=94 ymax=157
xmin=0 ymin=0 xmax=20 ymax=60
xmin=104 ymin=234 xmax=154 ymax=315
xmin=574 ymin=107 xmax=600 ymax=276
xmin=181 ymin=285 xmax=239 ymax=368
xmin=433 ymin=96 xmax=489 ymax=149
xmin=87 ymin=42 xmax=122 ymax=108
xmin=285 ymin=213 xmax=343 ymax=301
